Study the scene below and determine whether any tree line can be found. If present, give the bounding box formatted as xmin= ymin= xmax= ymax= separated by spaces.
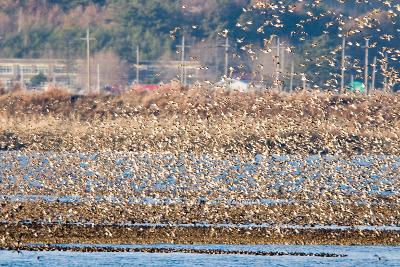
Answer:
xmin=0 ymin=0 xmax=398 ymax=88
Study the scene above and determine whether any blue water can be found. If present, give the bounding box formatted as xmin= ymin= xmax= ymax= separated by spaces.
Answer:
xmin=0 ymin=244 xmax=399 ymax=266
xmin=1 ymin=153 xmax=399 ymax=266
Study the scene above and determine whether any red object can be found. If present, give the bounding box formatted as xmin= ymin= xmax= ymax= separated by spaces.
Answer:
xmin=132 ymin=84 xmax=171 ymax=92
xmin=133 ymin=84 xmax=161 ymax=92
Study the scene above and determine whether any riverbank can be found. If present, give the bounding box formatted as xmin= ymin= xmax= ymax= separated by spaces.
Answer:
xmin=1 ymin=222 xmax=399 ymax=247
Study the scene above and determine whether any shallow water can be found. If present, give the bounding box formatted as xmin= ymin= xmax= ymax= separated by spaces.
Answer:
xmin=0 ymin=152 xmax=399 ymax=203
xmin=1 ymin=244 xmax=399 ymax=266
xmin=1 ymin=153 xmax=399 ymax=265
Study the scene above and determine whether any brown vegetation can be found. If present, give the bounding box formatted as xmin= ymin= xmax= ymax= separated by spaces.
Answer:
xmin=0 ymin=87 xmax=399 ymax=155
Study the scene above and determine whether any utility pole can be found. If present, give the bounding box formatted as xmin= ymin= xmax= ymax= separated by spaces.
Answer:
xmin=52 ymin=65 xmax=56 ymax=87
xmin=20 ymin=67 xmax=25 ymax=89
xmin=383 ymin=53 xmax=388 ymax=91
xmin=371 ymin=56 xmax=377 ymax=92
xmin=184 ymin=57 xmax=188 ymax=86
xmin=66 ymin=41 xmax=70 ymax=87
xmin=136 ymin=45 xmax=140 ymax=84
xmin=176 ymin=35 xmax=190 ymax=86
xmin=276 ymin=37 xmax=281 ymax=91
xmin=280 ymin=45 xmax=285 ymax=73
xmin=97 ymin=64 xmax=100 ymax=94
xmin=280 ymin=43 xmax=286 ymax=91
xmin=340 ymin=37 xmax=346 ymax=93
xmin=289 ymin=60 xmax=294 ymax=93
xmin=364 ymin=38 xmax=369 ymax=94
xmin=181 ymin=35 xmax=185 ymax=85
xmin=302 ymin=73 xmax=306 ymax=90
xmin=269 ymin=37 xmax=283 ymax=91
xmin=221 ymin=37 xmax=230 ymax=77
xmin=80 ymin=28 xmax=95 ymax=94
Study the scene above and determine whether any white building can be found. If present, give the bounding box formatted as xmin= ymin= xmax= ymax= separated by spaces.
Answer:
xmin=0 ymin=58 xmax=78 ymax=90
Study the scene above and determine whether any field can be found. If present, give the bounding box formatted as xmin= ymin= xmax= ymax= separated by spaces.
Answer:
xmin=0 ymin=87 xmax=399 ymax=155
xmin=0 ymin=88 xmax=399 ymax=254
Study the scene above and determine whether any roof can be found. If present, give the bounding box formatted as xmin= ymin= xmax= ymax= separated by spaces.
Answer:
xmin=0 ymin=58 xmax=70 ymax=64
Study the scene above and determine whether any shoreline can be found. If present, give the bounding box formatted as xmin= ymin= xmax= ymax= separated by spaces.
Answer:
xmin=1 ymin=222 xmax=400 ymax=246
xmin=1 ymin=201 xmax=399 ymax=226
xmin=0 ymin=244 xmax=348 ymax=257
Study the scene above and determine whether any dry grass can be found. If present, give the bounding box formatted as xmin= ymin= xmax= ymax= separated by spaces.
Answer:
xmin=1 ymin=87 xmax=399 ymax=120
xmin=0 ymin=87 xmax=399 ymax=155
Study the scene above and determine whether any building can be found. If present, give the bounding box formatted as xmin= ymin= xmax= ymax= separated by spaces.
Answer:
xmin=0 ymin=58 xmax=78 ymax=90
xmin=0 ymin=58 xmax=203 ymax=93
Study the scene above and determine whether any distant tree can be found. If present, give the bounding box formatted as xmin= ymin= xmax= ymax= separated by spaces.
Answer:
xmin=30 ymin=73 xmax=48 ymax=87
xmin=109 ymin=0 xmax=182 ymax=61
xmin=47 ymin=0 xmax=107 ymax=11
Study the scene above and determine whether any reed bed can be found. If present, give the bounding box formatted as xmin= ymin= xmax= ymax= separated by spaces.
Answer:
xmin=0 ymin=87 xmax=398 ymax=155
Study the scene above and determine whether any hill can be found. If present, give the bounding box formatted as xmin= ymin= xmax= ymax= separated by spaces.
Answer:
xmin=0 ymin=0 xmax=399 ymax=87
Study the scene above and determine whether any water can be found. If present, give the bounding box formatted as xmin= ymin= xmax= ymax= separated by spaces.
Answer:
xmin=0 ymin=244 xmax=399 ymax=266
xmin=0 ymin=152 xmax=399 ymax=204
xmin=1 ymin=152 xmax=399 ymax=265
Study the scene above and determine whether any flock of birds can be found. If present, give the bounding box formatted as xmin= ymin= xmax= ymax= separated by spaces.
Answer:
xmin=0 ymin=88 xmax=400 ymax=228
xmin=0 ymin=152 xmax=399 ymax=203
xmin=0 ymin=86 xmax=399 ymax=234
xmin=1 ymin=0 xmax=400 ymax=246
xmin=1 ymin=88 xmax=399 ymax=155
xmin=176 ymin=0 xmax=400 ymax=90
xmin=0 ymin=142 xmax=399 ymax=227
